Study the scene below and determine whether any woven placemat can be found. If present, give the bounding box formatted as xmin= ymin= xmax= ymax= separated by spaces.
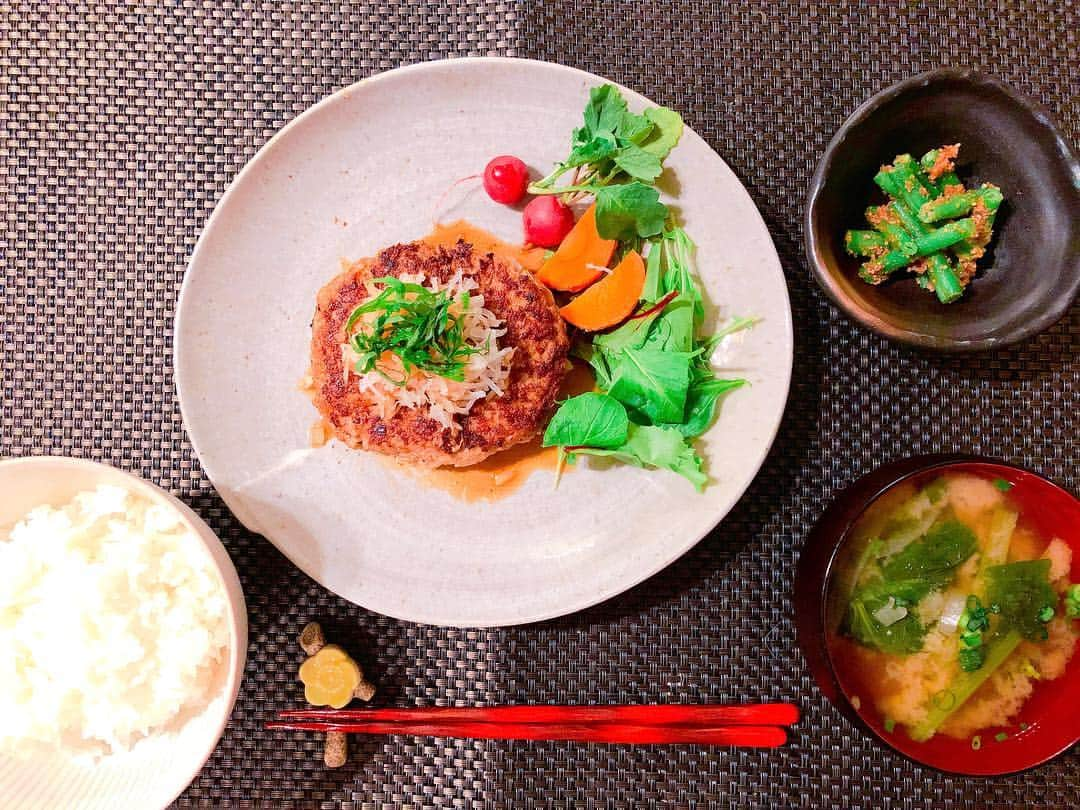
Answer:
xmin=1 ymin=1 xmax=1076 ymax=807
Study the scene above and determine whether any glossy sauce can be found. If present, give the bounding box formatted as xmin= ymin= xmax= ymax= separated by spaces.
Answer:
xmin=403 ymin=439 xmax=562 ymax=503
xmin=409 ymin=360 xmax=596 ymax=502
xmin=309 ymin=419 xmax=331 ymax=448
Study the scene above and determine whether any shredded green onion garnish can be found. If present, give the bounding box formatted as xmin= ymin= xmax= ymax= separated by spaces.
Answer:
xmin=994 ymin=731 xmax=1008 ymax=742
xmin=957 ymin=596 xmax=991 ymax=671
xmin=992 ymin=478 xmax=1013 ymax=492
xmin=345 ymin=276 xmax=479 ymax=385
xmin=1067 ymin=584 xmax=1080 ymax=618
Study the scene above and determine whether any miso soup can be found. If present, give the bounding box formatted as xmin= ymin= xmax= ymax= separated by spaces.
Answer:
xmin=826 ymin=472 xmax=1079 ymax=742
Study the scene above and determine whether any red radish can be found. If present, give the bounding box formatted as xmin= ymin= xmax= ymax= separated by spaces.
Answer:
xmin=483 ymin=155 xmax=529 ymax=204
xmin=522 ymin=196 xmax=575 ymax=247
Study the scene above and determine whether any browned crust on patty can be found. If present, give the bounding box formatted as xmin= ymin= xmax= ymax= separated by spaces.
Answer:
xmin=310 ymin=239 xmax=570 ymax=467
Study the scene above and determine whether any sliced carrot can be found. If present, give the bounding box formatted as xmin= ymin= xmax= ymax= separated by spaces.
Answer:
xmin=536 ymin=204 xmax=617 ymax=292
xmin=560 ymin=250 xmax=646 ymax=331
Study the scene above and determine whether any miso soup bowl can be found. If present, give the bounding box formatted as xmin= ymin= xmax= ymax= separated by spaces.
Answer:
xmin=795 ymin=454 xmax=1080 ymax=776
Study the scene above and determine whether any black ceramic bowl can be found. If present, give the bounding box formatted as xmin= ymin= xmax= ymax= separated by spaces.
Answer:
xmin=795 ymin=454 xmax=1080 ymax=775
xmin=806 ymin=69 xmax=1080 ymax=351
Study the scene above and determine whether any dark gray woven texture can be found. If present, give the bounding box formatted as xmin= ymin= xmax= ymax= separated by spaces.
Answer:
xmin=1 ymin=1 xmax=1076 ymax=807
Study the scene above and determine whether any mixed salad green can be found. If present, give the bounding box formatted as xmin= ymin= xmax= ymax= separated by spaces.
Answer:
xmin=530 ymin=85 xmax=755 ymax=490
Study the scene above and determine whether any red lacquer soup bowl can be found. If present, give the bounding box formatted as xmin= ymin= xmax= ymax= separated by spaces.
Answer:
xmin=796 ymin=455 xmax=1080 ymax=776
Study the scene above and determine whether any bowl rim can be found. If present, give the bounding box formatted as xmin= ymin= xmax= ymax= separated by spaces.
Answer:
xmin=804 ymin=67 xmax=1080 ymax=352
xmin=0 ymin=455 xmax=248 ymax=808
xmin=799 ymin=452 xmax=1080 ymax=777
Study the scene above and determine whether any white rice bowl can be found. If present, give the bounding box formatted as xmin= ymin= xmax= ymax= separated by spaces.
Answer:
xmin=0 ymin=457 xmax=246 ymax=810
xmin=0 ymin=485 xmax=230 ymax=757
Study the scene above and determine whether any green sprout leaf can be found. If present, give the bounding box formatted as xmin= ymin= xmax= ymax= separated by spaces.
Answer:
xmin=678 ymin=378 xmax=746 ymax=438
xmin=542 ymin=392 xmax=629 ymax=450
xmin=572 ymin=423 xmax=706 ymax=491
xmin=565 ymin=133 xmax=619 ymax=169
xmin=583 ymin=84 xmax=629 ymax=137
xmin=617 ymin=110 xmax=654 ymax=144
xmin=607 ymin=346 xmax=694 ymax=425
xmin=612 ymin=144 xmax=663 ymax=183
xmin=594 ymin=182 xmax=669 ymax=240
xmin=642 ymin=241 xmax=664 ymax=302
xmin=639 ymin=106 xmax=684 ymax=160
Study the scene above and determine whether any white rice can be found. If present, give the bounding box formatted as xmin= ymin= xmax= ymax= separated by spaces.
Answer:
xmin=0 ymin=485 xmax=230 ymax=757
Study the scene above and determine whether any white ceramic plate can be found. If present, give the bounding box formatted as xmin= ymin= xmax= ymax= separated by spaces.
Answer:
xmin=175 ymin=58 xmax=792 ymax=627
xmin=0 ymin=457 xmax=247 ymax=810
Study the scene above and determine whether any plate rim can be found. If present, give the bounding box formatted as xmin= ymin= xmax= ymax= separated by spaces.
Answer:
xmin=174 ymin=56 xmax=794 ymax=627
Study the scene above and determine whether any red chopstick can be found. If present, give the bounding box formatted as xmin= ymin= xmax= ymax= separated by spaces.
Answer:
xmin=266 ymin=720 xmax=787 ymax=747
xmin=277 ymin=703 xmax=799 ymax=727
xmin=268 ymin=703 xmax=798 ymax=748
